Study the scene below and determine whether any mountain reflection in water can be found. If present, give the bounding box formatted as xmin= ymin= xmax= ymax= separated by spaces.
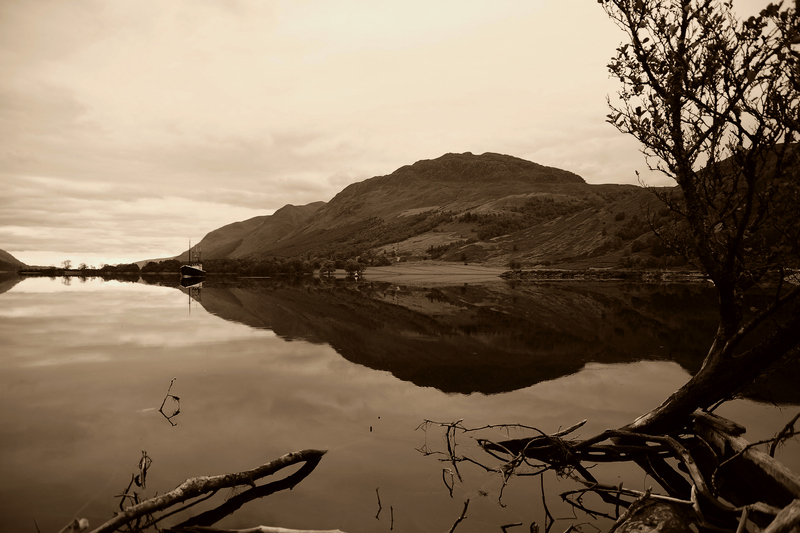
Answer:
xmin=176 ymin=278 xmax=721 ymax=395
xmin=175 ymin=277 xmax=800 ymax=403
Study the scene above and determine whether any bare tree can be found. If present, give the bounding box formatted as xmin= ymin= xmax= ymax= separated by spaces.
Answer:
xmin=599 ymin=0 xmax=800 ymax=434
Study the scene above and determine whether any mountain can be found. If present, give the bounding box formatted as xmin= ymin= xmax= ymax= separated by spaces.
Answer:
xmin=178 ymin=152 xmax=679 ymax=269
xmin=0 ymin=249 xmax=27 ymax=272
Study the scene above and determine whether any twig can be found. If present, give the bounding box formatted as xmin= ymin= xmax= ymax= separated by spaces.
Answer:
xmin=540 ymin=473 xmax=555 ymax=531
xmin=116 ymin=474 xmax=138 ymax=511
xmin=136 ymin=450 xmax=152 ymax=488
xmin=561 ymin=481 xmax=691 ymax=508
xmin=375 ymin=487 xmax=382 ymax=519
xmin=159 ymin=377 xmax=181 ymax=426
xmin=770 ymin=412 xmax=800 ymax=458
xmin=443 ymin=469 xmax=455 ymax=498
xmin=447 ymin=499 xmax=470 ymax=533
xmin=501 ymin=523 xmax=523 ymax=532
xmin=445 ymin=423 xmax=464 ymax=482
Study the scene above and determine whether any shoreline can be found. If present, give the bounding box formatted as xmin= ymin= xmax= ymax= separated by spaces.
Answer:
xmin=14 ymin=262 xmax=720 ymax=286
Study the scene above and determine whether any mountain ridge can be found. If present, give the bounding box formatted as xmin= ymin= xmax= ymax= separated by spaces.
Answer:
xmin=179 ymin=151 xmax=679 ymax=269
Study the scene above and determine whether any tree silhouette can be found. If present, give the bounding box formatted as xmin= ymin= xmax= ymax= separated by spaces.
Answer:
xmin=599 ymin=0 xmax=800 ymax=433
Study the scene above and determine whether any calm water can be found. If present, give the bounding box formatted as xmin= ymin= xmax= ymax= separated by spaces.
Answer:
xmin=0 ymin=274 xmax=797 ymax=532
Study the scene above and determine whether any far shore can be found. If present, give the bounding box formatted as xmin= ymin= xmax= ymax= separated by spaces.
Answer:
xmin=357 ymin=262 xmax=508 ymax=284
xmin=15 ymin=261 xmax=719 ymax=286
xmin=360 ymin=262 xmax=710 ymax=284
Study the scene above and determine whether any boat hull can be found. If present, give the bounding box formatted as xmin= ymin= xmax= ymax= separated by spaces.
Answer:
xmin=180 ymin=264 xmax=205 ymax=277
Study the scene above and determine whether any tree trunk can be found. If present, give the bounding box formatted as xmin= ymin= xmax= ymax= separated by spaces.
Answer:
xmin=624 ymin=317 xmax=800 ymax=435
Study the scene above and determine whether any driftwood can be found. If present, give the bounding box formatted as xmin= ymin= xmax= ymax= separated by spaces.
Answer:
xmin=86 ymin=449 xmax=328 ymax=533
xmin=420 ymin=409 xmax=800 ymax=533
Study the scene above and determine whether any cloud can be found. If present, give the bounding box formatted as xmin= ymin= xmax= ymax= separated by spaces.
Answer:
xmin=0 ymin=0 xmax=770 ymax=265
xmin=1 ymin=172 xmax=266 ymax=265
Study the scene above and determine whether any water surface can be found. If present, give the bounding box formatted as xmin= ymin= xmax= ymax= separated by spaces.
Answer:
xmin=0 ymin=275 xmax=796 ymax=532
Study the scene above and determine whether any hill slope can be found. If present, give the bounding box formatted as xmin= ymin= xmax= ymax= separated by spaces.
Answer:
xmin=177 ymin=202 xmax=326 ymax=261
xmin=0 ymin=249 xmax=27 ymax=272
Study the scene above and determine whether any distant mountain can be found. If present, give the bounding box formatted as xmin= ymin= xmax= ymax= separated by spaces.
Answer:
xmin=176 ymin=202 xmax=326 ymax=261
xmin=175 ymin=152 xmax=680 ymax=269
xmin=0 ymin=249 xmax=27 ymax=272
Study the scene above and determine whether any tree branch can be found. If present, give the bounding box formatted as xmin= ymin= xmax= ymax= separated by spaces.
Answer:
xmin=88 ymin=449 xmax=328 ymax=533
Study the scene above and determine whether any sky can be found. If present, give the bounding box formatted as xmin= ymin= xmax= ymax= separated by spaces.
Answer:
xmin=0 ymin=0 xmax=769 ymax=267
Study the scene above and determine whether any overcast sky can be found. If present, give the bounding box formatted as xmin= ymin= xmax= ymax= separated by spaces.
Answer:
xmin=0 ymin=0 xmax=767 ymax=267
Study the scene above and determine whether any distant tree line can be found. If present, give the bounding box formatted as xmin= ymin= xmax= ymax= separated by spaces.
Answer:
xmin=128 ymin=253 xmax=392 ymax=278
xmin=99 ymin=263 xmax=141 ymax=273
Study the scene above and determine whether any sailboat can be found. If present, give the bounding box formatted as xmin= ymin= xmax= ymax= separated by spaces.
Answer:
xmin=180 ymin=241 xmax=205 ymax=278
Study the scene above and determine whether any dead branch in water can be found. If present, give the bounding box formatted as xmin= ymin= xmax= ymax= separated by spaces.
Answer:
xmin=419 ymin=410 xmax=800 ymax=533
xmin=86 ymin=449 xmax=328 ymax=533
